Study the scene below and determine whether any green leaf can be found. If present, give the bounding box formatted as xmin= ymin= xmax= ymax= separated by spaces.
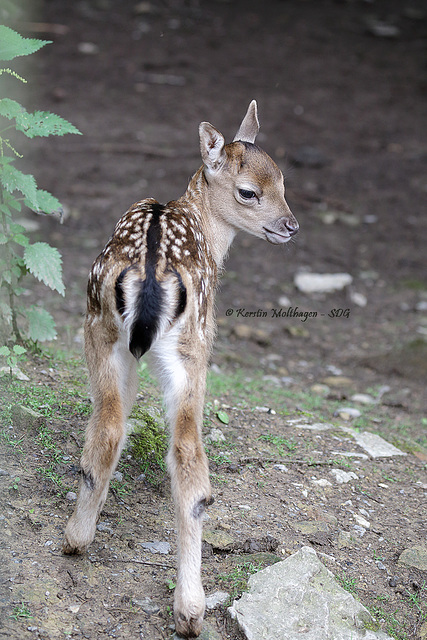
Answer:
xmin=27 ymin=189 xmax=62 ymax=216
xmin=12 ymin=233 xmax=29 ymax=247
xmin=23 ymin=242 xmax=65 ymax=295
xmin=0 ymin=346 xmax=10 ymax=357
xmin=16 ymin=110 xmax=81 ymax=138
xmin=0 ymin=97 xmax=23 ymax=120
xmin=0 ymin=233 xmax=7 ymax=244
xmin=26 ymin=306 xmax=56 ymax=342
xmin=0 ymin=26 xmax=51 ymax=61
xmin=12 ymin=345 xmax=26 ymax=355
xmin=0 ymin=164 xmax=38 ymax=209
xmin=216 ymin=410 xmax=230 ymax=425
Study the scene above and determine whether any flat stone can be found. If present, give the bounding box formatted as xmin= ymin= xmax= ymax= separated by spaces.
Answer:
xmin=398 ymin=545 xmax=427 ymax=571
xmin=298 ymin=422 xmax=332 ymax=431
xmin=311 ymin=478 xmax=332 ymax=488
xmin=205 ymin=591 xmax=230 ymax=610
xmin=132 ymin=597 xmax=160 ymax=615
xmin=341 ymin=428 xmax=407 ymax=458
xmin=350 ymin=393 xmax=376 ymax=405
xmin=330 ymin=469 xmax=359 ymax=484
xmin=353 ymin=514 xmax=370 ymax=529
xmin=229 ymin=546 xmax=393 ymax=640
xmin=295 ymin=272 xmax=353 ymax=294
xmin=289 ymin=521 xmax=330 ymax=535
xmin=11 ymin=405 xmax=46 ymax=430
xmin=335 ymin=407 xmax=362 ymax=420
xmin=203 ymin=529 xmax=235 ymax=551
xmin=140 ymin=541 xmax=171 ymax=554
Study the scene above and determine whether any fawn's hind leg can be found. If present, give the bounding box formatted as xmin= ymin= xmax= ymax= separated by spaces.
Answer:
xmin=63 ymin=322 xmax=138 ymax=554
xmin=154 ymin=328 xmax=212 ymax=638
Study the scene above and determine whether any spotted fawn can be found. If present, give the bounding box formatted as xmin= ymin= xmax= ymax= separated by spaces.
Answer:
xmin=63 ymin=101 xmax=299 ymax=637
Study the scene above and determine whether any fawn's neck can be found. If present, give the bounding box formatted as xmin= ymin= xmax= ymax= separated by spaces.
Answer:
xmin=178 ymin=168 xmax=236 ymax=269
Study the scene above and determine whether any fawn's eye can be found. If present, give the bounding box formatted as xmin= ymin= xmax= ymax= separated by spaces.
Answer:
xmin=238 ymin=189 xmax=256 ymax=200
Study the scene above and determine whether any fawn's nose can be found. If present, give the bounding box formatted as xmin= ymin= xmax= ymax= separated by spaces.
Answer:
xmin=285 ymin=216 xmax=299 ymax=236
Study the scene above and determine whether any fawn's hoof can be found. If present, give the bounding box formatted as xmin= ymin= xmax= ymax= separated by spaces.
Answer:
xmin=62 ymin=518 xmax=95 ymax=555
xmin=62 ymin=536 xmax=86 ymax=555
xmin=174 ymin=587 xmax=205 ymax=638
xmin=174 ymin=611 xmax=204 ymax=638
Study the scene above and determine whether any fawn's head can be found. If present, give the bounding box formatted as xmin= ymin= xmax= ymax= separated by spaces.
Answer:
xmin=199 ymin=100 xmax=299 ymax=244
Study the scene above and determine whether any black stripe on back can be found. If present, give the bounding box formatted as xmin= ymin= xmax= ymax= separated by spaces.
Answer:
xmin=129 ymin=204 xmax=164 ymax=359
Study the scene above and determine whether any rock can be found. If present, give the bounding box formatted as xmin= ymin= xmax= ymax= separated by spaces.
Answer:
xmin=242 ymin=535 xmax=278 ymax=554
xmin=330 ymin=469 xmax=359 ymax=484
xmin=140 ymin=541 xmax=170 ymax=555
xmin=289 ymin=521 xmax=330 ymax=535
xmin=65 ymin=492 xmax=77 ymax=502
xmin=334 ymin=407 xmax=362 ymax=420
xmin=0 ymin=468 xmax=9 ymax=476
xmin=228 ymin=546 xmax=393 ymax=640
xmin=112 ymin=471 xmax=123 ymax=482
xmin=205 ymin=591 xmax=230 ymax=610
xmin=278 ymin=295 xmax=291 ymax=306
xmin=398 ymin=545 xmax=427 ymax=571
xmin=132 ymin=597 xmax=160 ymax=615
xmin=78 ymin=42 xmax=100 ymax=55
xmin=322 ymin=376 xmax=354 ymax=387
xmin=310 ymin=383 xmax=330 ymax=396
xmin=341 ymin=428 xmax=407 ymax=458
xmin=353 ymin=514 xmax=370 ymax=529
xmin=337 ymin=531 xmax=361 ymax=549
xmin=273 ymin=464 xmax=288 ymax=472
xmin=294 ymin=272 xmax=352 ymax=294
xmin=0 ymin=366 xmax=30 ymax=381
xmin=96 ymin=522 xmax=113 ymax=533
xmin=350 ymin=393 xmax=376 ymax=405
xmin=203 ymin=529 xmax=235 ymax=552
xmin=366 ymin=19 xmax=400 ymax=38
xmin=350 ymin=292 xmax=368 ymax=307
xmin=298 ymin=422 xmax=332 ymax=431
xmin=311 ymin=478 xmax=332 ymax=487
xmin=232 ymin=324 xmax=271 ymax=346
xmin=11 ymin=405 xmax=46 ymax=430
xmin=207 ymin=428 xmax=226 ymax=443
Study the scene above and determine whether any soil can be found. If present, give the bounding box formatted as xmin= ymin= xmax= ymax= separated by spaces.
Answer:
xmin=1 ymin=1 xmax=427 ymax=639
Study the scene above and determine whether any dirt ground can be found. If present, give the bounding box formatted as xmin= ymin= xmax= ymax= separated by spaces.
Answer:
xmin=1 ymin=0 xmax=427 ymax=639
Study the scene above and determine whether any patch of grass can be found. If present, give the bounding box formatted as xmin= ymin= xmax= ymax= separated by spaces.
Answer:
xmin=218 ymin=561 xmax=263 ymax=602
xmin=336 ymin=571 xmax=358 ymax=595
xmin=128 ymin=406 xmax=168 ymax=486
xmin=10 ymin=602 xmax=32 ymax=621
xmin=258 ymin=433 xmax=297 ymax=456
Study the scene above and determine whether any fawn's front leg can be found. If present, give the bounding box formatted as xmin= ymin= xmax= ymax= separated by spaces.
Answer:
xmin=157 ymin=334 xmax=212 ymax=638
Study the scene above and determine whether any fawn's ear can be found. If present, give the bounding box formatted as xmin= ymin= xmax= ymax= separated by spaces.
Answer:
xmin=233 ymin=100 xmax=259 ymax=143
xmin=199 ymin=122 xmax=226 ymax=173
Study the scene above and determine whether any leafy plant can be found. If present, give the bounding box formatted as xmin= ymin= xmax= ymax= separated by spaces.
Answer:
xmin=128 ymin=407 xmax=168 ymax=485
xmin=0 ymin=26 xmax=81 ymax=345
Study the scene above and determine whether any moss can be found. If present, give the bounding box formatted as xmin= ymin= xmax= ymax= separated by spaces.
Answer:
xmin=128 ymin=407 xmax=168 ymax=486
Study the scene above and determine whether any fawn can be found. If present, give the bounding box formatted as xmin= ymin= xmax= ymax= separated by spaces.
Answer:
xmin=63 ymin=100 xmax=299 ymax=637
